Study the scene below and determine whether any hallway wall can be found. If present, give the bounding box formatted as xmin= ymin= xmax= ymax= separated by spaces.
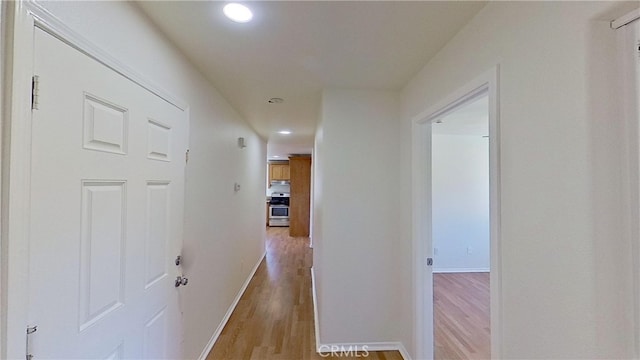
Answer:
xmin=432 ymin=133 xmax=490 ymax=273
xmin=314 ymin=89 xmax=401 ymax=345
xmin=400 ymin=1 xmax=639 ymax=358
xmin=36 ymin=2 xmax=267 ymax=359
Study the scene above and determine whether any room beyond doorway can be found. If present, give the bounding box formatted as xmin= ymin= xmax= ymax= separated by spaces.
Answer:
xmin=431 ymin=93 xmax=490 ymax=359
xmin=266 ymin=156 xmax=312 ymax=237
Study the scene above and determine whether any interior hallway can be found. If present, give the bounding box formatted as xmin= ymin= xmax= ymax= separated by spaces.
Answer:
xmin=207 ymin=227 xmax=403 ymax=359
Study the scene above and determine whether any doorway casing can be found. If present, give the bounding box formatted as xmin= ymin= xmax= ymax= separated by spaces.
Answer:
xmin=411 ymin=66 xmax=501 ymax=359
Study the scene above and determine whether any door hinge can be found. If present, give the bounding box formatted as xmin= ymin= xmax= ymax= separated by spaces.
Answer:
xmin=31 ymin=75 xmax=40 ymax=110
xmin=426 ymin=257 xmax=433 ymax=266
xmin=26 ymin=325 xmax=37 ymax=360
xmin=185 ymin=149 xmax=190 ymax=164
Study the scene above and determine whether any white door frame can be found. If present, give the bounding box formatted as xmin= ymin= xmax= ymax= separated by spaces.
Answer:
xmin=0 ymin=2 xmax=188 ymax=358
xmin=614 ymin=13 xmax=640 ymax=358
xmin=411 ymin=66 xmax=502 ymax=359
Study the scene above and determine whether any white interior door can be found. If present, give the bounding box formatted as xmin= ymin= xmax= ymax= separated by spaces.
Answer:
xmin=27 ymin=28 xmax=188 ymax=359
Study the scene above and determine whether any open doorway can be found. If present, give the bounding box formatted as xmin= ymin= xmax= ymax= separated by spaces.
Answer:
xmin=411 ymin=67 xmax=500 ymax=360
xmin=431 ymin=94 xmax=490 ymax=359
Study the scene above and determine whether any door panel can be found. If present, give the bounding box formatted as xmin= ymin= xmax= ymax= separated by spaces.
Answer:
xmin=28 ymin=28 xmax=188 ymax=359
xmin=79 ymin=181 xmax=126 ymax=332
xmin=145 ymin=182 xmax=170 ymax=289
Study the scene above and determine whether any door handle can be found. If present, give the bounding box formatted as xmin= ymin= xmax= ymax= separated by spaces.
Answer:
xmin=175 ymin=275 xmax=189 ymax=287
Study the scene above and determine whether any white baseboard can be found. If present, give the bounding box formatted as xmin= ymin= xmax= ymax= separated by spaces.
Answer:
xmin=311 ymin=267 xmax=321 ymax=352
xmin=309 ymin=268 xmax=412 ymax=360
xmin=397 ymin=342 xmax=412 ymax=360
xmin=433 ymin=267 xmax=489 ymax=274
xmin=197 ymin=251 xmax=266 ymax=360
xmin=315 ymin=341 xmax=411 ymax=359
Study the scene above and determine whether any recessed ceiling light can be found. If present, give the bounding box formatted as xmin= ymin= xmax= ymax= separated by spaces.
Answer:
xmin=272 ymin=155 xmax=280 ymax=158
xmin=268 ymin=98 xmax=284 ymax=104
xmin=278 ymin=130 xmax=292 ymax=135
xmin=223 ymin=3 xmax=253 ymax=23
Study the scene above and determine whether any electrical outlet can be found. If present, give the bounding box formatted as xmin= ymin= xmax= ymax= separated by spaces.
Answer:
xmin=467 ymin=246 xmax=472 ymax=255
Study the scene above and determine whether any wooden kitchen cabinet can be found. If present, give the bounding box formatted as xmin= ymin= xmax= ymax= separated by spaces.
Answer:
xmin=269 ymin=163 xmax=290 ymax=181
xmin=289 ymin=156 xmax=311 ymax=237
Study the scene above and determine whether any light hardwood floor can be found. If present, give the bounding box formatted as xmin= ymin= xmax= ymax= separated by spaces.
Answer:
xmin=207 ymin=227 xmax=403 ymax=360
xmin=434 ymin=272 xmax=490 ymax=360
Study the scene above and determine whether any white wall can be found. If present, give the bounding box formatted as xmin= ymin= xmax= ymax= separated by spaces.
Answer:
xmin=618 ymin=18 xmax=640 ymax=356
xmin=400 ymin=1 xmax=639 ymax=358
xmin=432 ymin=134 xmax=489 ymax=272
xmin=34 ymin=2 xmax=267 ymax=359
xmin=0 ymin=2 xmax=4 ymax=356
xmin=312 ymin=116 xmax=324 ymax=332
xmin=314 ymin=89 xmax=401 ymax=345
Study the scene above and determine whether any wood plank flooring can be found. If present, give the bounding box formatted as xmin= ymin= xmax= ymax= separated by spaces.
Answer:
xmin=207 ymin=227 xmax=403 ymax=360
xmin=434 ymin=273 xmax=490 ymax=360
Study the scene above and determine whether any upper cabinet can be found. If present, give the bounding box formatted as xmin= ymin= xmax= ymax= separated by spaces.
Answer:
xmin=269 ymin=163 xmax=290 ymax=182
